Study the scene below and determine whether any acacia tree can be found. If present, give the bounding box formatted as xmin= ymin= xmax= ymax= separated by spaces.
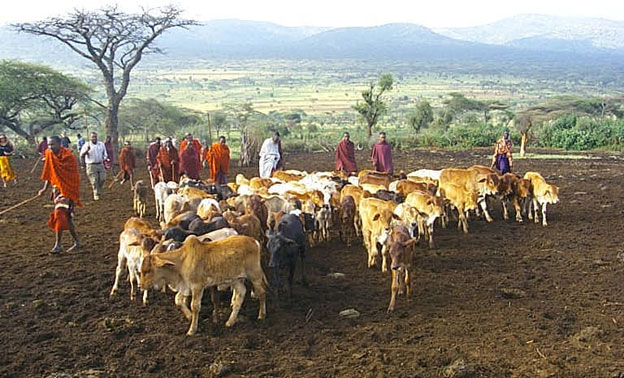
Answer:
xmin=15 ymin=6 xmax=195 ymax=156
xmin=408 ymin=100 xmax=433 ymax=132
xmin=0 ymin=60 xmax=90 ymax=145
xmin=353 ymin=74 xmax=394 ymax=138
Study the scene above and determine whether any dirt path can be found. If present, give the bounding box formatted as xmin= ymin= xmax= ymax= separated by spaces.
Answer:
xmin=1 ymin=148 xmax=624 ymax=377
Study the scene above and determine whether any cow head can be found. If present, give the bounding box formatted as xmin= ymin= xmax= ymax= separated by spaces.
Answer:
xmin=140 ymin=254 xmax=175 ymax=291
xmin=372 ymin=210 xmax=400 ymax=247
xmin=388 ymin=237 xmax=418 ymax=271
xmin=265 ymin=230 xmax=299 ymax=269
xmin=544 ymin=185 xmax=560 ymax=204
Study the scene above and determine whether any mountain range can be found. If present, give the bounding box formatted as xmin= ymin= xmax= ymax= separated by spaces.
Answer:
xmin=1 ymin=14 xmax=623 ymax=77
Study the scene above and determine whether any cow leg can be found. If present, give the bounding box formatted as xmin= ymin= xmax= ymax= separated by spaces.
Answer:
xmin=210 ymin=287 xmax=219 ymax=324
xmin=525 ymin=197 xmax=533 ymax=220
xmin=388 ymin=270 xmax=399 ymax=312
xmin=287 ymin=264 xmax=295 ymax=301
xmin=300 ymin=252 xmax=307 ymax=286
xmin=128 ymin=269 xmax=136 ymax=301
xmin=225 ymin=280 xmax=247 ymax=328
xmin=142 ymin=288 xmax=149 ymax=306
xmin=175 ymin=292 xmax=192 ymax=320
xmin=532 ymin=198 xmax=540 ymax=223
xmin=458 ymin=210 xmax=469 ymax=234
xmin=250 ymin=274 xmax=267 ymax=321
xmin=512 ymin=197 xmax=523 ymax=222
xmin=187 ymin=286 xmax=205 ymax=336
xmin=479 ymin=198 xmax=493 ymax=222
xmin=501 ymin=198 xmax=509 ymax=220
xmin=381 ymin=243 xmax=389 ymax=273
xmin=110 ymin=254 xmax=127 ymax=298
xmin=272 ymin=269 xmax=281 ymax=304
xmin=541 ymin=202 xmax=548 ymax=227
xmin=427 ymin=223 xmax=436 ymax=248
xmin=405 ymin=268 xmax=411 ymax=299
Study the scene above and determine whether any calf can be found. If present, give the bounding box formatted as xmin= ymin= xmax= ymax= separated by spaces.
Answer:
xmin=140 ymin=235 xmax=267 ymax=335
xmin=153 ymin=181 xmax=173 ymax=222
xmin=247 ymin=194 xmax=269 ymax=232
xmin=438 ymin=183 xmax=478 ymax=234
xmin=339 ymin=195 xmax=356 ymax=247
xmin=222 ymin=211 xmax=263 ymax=242
xmin=386 ymin=224 xmax=418 ymax=312
xmin=110 ymin=228 xmax=159 ymax=305
xmin=404 ymin=191 xmax=445 ymax=248
xmin=314 ymin=205 xmax=332 ymax=243
xmin=359 ymin=197 xmax=399 ymax=271
xmin=265 ymin=214 xmax=306 ymax=301
xmin=132 ymin=180 xmax=148 ymax=218
xmin=524 ymin=172 xmax=560 ymax=226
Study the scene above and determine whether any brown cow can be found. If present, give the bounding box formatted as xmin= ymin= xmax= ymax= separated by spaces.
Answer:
xmin=395 ymin=179 xmax=437 ymax=197
xmin=222 ymin=211 xmax=263 ymax=242
xmin=440 ymin=168 xmax=498 ymax=222
xmin=386 ymin=224 xmax=418 ymax=312
xmin=359 ymin=170 xmax=391 ymax=189
xmin=246 ymin=194 xmax=269 ymax=232
xmin=359 ymin=197 xmax=398 ymax=271
xmin=339 ymin=195 xmax=356 ymax=247
xmin=140 ymin=235 xmax=268 ymax=336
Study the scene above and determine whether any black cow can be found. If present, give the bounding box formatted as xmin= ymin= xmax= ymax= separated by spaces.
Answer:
xmin=188 ymin=216 xmax=228 ymax=236
xmin=265 ymin=214 xmax=306 ymax=301
xmin=373 ymin=189 xmax=404 ymax=204
xmin=163 ymin=226 xmax=194 ymax=243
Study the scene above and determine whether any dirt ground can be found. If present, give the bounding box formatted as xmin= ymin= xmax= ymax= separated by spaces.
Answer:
xmin=1 ymin=148 xmax=624 ymax=378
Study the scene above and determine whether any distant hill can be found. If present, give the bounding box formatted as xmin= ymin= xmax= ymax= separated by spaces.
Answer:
xmin=1 ymin=18 xmax=623 ymax=82
xmin=435 ymin=14 xmax=624 ymax=51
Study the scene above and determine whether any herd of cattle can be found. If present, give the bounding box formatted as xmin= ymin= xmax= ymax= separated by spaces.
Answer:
xmin=111 ymin=165 xmax=560 ymax=335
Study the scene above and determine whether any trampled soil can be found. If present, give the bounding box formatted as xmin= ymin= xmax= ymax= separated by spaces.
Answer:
xmin=1 ymin=148 xmax=624 ymax=377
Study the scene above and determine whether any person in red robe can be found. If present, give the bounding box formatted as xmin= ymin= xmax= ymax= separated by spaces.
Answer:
xmin=157 ymin=138 xmax=179 ymax=182
xmin=104 ymin=135 xmax=114 ymax=173
xmin=37 ymin=136 xmax=82 ymax=254
xmin=179 ymin=133 xmax=202 ymax=162
xmin=146 ymin=137 xmax=161 ymax=185
xmin=118 ymin=141 xmax=135 ymax=186
xmin=370 ymin=131 xmax=393 ymax=175
xmin=179 ymin=140 xmax=201 ymax=180
xmin=335 ymin=132 xmax=358 ymax=175
xmin=205 ymin=136 xmax=230 ymax=185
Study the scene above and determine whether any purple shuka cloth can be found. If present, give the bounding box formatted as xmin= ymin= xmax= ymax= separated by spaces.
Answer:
xmin=371 ymin=141 xmax=393 ymax=175
xmin=496 ymin=154 xmax=511 ymax=174
xmin=335 ymin=140 xmax=358 ymax=173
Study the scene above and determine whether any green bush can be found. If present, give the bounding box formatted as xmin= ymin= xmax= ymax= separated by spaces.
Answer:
xmin=537 ymin=115 xmax=624 ymax=150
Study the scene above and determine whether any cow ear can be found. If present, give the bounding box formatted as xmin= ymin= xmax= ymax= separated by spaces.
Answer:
xmin=392 ymin=213 xmax=400 ymax=220
xmin=478 ymin=178 xmax=487 ymax=183
xmin=426 ymin=199 xmax=433 ymax=206
xmin=372 ymin=213 xmax=381 ymax=221
xmin=153 ymin=256 xmax=176 ymax=268
xmin=544 ymin=189 xmax=551 ymax=196
xmin=128 ymin=241 xmax=140 ymax=246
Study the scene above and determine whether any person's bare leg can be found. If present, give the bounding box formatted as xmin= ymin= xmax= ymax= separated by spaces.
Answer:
xmin=66 ymin=220 xmax=82 ymax=252
xmin=51 ymin=231 xmax=62 ymax=254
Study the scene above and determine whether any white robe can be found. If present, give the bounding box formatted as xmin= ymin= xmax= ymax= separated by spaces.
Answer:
xmin=259 ymin=138 xmax=280 ymax=178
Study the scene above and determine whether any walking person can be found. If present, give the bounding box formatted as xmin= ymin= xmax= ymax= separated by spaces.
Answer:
xmin=371 ymin=131 xmax=393 ymax=175
xmin=491 ymin=130 xmax=513 ymax=174
xmin=179 ymin=133 xmax=202 ymax=180
xmin=59 ymin=130 xmax=71 ymax=149
xmin=37 ymin=136 xmax=82 ymax=254
xmin=204 ymin=136 xmax=230 ymax=185
xmin=118 ymin=141 xmax=135 ymax=186
xmin=146 ymin=137 xmax=161 ymax=187
xmin=0 ymin=133 xmax=17 ymax=187
xmin=37 ymin=136 xmax=48 ymax=157
xmin=76 ymin=133 xmax=86 ymax=168
xmin=335 ymin=132 xmax=358 ymax=176
xmin=104 ymin=135 xmax=115 ymax=174
xmin=157 ymin=138 xmax=179 ymax=182
xmin=259 ymin=132 xmax=281 ymax=178
xmin=80 ymin=132 xmax=107 ymax=200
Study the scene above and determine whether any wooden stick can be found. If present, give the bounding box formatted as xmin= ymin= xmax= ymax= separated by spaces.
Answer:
xmin=30 ymin=158 xmax=42 ymax=174
xmin=108 ymin=171 xmax=123 ymax=189
xmin=0 ymin=195 xmax=40 ymax=216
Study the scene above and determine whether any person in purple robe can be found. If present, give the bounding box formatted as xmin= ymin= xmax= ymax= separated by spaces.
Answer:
xmin=370 ymin=131 xmax=393 ymax=175
xmin=335 ymin=132 xmax=358 ymax=175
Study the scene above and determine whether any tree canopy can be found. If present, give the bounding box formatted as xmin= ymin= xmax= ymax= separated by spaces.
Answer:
xmin=353 ymin=73 xmax=394 ymax=138
xmin=0 ymin=60 xmax=90 ymax=144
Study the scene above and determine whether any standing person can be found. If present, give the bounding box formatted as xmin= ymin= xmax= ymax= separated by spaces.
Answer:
xmin=146 ymin=137 xmax=161 ymax=187
xmin=179 ymin=140 xmax=201 ymax=180
xmin=335 ymin=132 xmax=358 ymax=175
xmin=37 ymin=136 xmax=82 ymax=254
xmin=0 ymin=134 xmax=17 ymax=187
xmin=80 ymin=132 xmax=107 ymax=200
xmin=205 ymin=136 xmax=230 ymax=185
xmin=179 ymin=133 xmax=202 ymax=161
xmin=491 ymin=130 xmax=513 ymax=174
xmin=157 ymin=138 xmax=179 ymax=182
xmin=259 ymin=132 xmax=281 ymax=179
xmin=104 ymin=135 xmax=114 ymax=174
xmin=118 ymin=141 xmax=135 ymax=186
xmin=59 ymin=131 xmax=71 ymax=149
xmin=76 ymin=134 xmax=86 ymax=168
xmin=37 ymin=136 xmax=48 ymax=157
xmin=370 ymin=131 xmax=393 ymax=175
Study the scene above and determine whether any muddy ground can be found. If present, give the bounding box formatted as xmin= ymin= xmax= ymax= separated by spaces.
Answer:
xmin=1 ymin=148 xmax=624 ymax=377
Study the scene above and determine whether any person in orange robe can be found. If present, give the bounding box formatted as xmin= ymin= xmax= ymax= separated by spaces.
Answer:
xmin=157 ymin=138 xmax=179 ymax=182
xmin=205 ymin=136 xmax=230 ymax=185
xmin=37 ymin=136 xmax=82 ymax=254
xmin=118 ymin=141 xmax=135 ymax=186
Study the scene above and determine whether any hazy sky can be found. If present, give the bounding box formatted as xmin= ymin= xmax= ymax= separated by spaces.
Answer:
xmin=2 ymin=0 xmax=624 ymax=28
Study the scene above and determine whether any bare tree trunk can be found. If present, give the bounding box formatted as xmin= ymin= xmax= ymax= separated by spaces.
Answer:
xmin=520 ymin=132 xmax=527 ymax=157
xmin=105 ymin=98 xmax=120 ymax=164
xmin=206 ymin=112 xmax=213 ymax=145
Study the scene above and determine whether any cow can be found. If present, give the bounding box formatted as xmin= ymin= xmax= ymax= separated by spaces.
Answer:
xmin=140 ymin=235 xmax=267 ymax=335
xmin=394 ymin=179 xmax=437 ymax=197
xmin=153 ymin=181 xmax=174 ymax=222
xmin=393 ymin=202 xmax=421 ymax=241
xmin=358 ymin=170 xmax=391 ymax=188
xmin=110 ymin=227 xmax=159 ymax=305
xmin=265 ymin=214 xmax=306 ymax=301
xmin=372 ymin=189 xmax=405 ymax=204
xmin=339 ymin=195 xmax=356 ymax=247
xmin=132 ymin=180 xmax=148 ymax=218
xmin=437 ymin=183 xmax=478 ymax=234
xmin=508 ymin=175 xmax=532 ymax=222
xmin=385 ymin=224 xmax=418 ymax=312
xmin=359 ymin=197 xmax=399 ymax=271
xmin=197 ymin=198 xmax=221 ymax=220
xmin=340 ymin=184 xmax=370 ymax=236
xmin=439 ymin=168 xmax=498 ymax=222
xmin=188 ymin=217 xmax=229 ymax=236
xmin=407 ymin=169 xmax=442 ymax=182
xmin=163 ymin=211 xmax=201 ymax=230
xmin=247 ymin=194 xmax=269 ymax=232
xmin=314 ymin=204 xmax=332 ymax=243
xmin=404 ymin=191 xmax=445 ymax=248
xmin=272 ymin=171 xmax=304 ymax=182
xmin=524 ymin=172 xmax=560 ymax=226
xmin=163 ymin=193 xmax=186 ymax=224
xmin=222 ymin=211 xmax=263 ymax=242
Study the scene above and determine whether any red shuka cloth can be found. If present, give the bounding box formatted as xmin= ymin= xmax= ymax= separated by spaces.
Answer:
xmin=179 ymin=145 xmax=201 ymax=180
xmin=118 ymin=146 xmax=135 ymax=174
xmin=146 ymin=142 xmax=161 ymax=180
xmin=41 ymin=147 xmax=82 ymax=206
xmin=371 ymin=141 xmax=394 ymax=175
xmin=157 ymin=146 xmax=179 ymax=182
xmin=335 ymin=139 xmax=357 ymax=174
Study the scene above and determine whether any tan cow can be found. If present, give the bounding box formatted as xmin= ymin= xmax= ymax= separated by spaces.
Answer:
xmin=272 ymin=171 xmax=304 ymax=182
xmin=438 ymin=183 xmax=478 ymax=234
xmin=404 ymin=191 xmax=445 ymax=248
xmin=524 ymin=172 xmax=560 ymax=226
xmin=359 ymin=170 xmax=391 ymax=189
xmin=339 ymin=195 xmax=356 ymax=247
xmin=222 ymin=211 xmax=263 ymax=242
xmin=395 ymin=179 xmax=437 ymax=197
xmin=249 ymin=177 xmax=275 ymax=191
xmin=439 ymin=168 xmax=498 ymax=222
xmin=359 ymin=197 xmax=398 ymax=271
xmin=140 ymin=235 xmax=267 ymax=336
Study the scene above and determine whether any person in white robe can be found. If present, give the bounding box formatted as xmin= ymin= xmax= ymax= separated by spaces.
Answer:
xmin=259 ymin=132 xmax=281 ymax=178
